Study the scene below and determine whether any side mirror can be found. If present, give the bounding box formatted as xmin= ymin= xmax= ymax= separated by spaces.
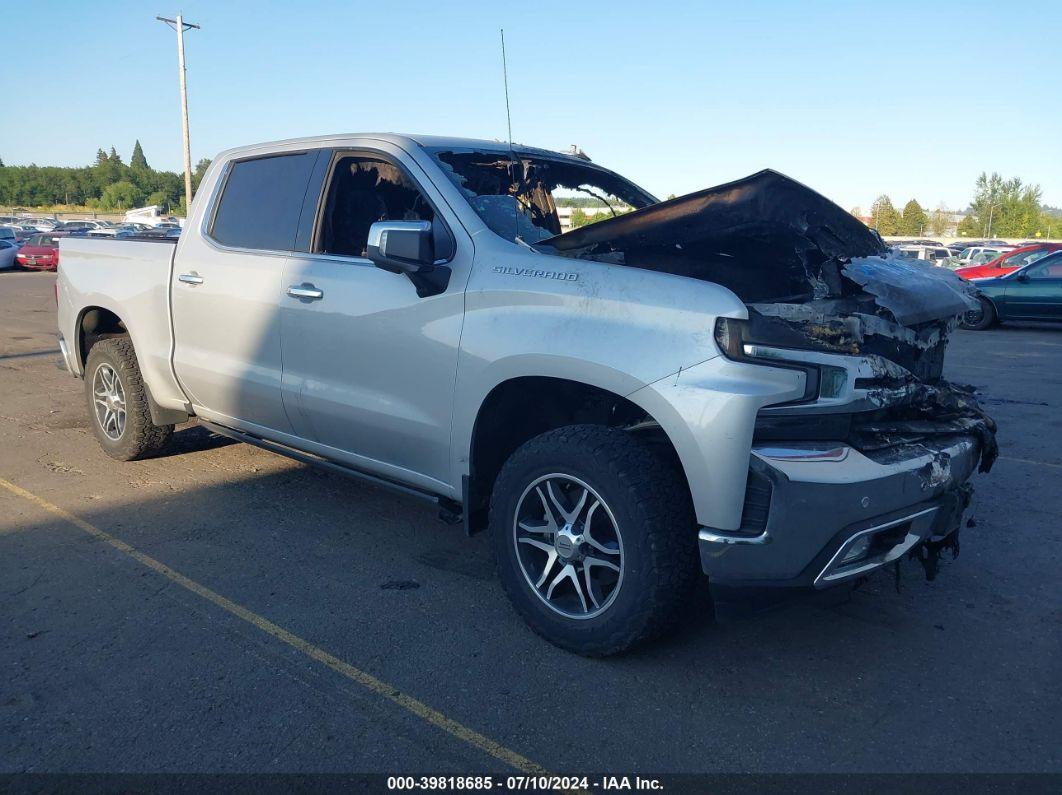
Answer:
xmin=1016 ymin=273 xmax=1030 ymax=282
xmin=367 ymin=221 xmax=433 ymax=273
xmin=366 ymin=220 xmax=451 ymax=297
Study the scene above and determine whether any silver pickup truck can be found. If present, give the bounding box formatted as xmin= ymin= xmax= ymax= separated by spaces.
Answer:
xmin=56 ymin=134 xmax=997 ymax=655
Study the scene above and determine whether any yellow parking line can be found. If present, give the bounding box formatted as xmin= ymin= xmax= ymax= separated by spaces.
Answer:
xmin=0 ymin=477 xmax=549 ymax=776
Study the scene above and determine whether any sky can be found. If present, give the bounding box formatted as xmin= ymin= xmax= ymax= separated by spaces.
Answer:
xmin=2 ymin=0 xmax=1060 ymax=211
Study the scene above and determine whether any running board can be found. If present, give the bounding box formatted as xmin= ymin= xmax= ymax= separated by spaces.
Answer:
xmin=199 ymin=420 xmax=463 ymax=517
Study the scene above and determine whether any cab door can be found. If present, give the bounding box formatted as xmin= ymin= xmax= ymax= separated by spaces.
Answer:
xmin=279 ymin=146 xmax=471 ymax=492
xmin=1002 ymin=256 xmax=1062 ymax=320
xmin=171 ymin=150 xmax=320 ymax=433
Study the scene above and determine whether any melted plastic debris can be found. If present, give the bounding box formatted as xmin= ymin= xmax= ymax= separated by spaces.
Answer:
xmin=843 ymin=254 xmax=980 ymax=326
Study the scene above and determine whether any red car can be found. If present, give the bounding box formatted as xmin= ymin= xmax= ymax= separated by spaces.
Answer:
xmin=15 ymin=234 xmax=60 ymax=271
xmin=955 ymin=243 xmax=1062 ymax=280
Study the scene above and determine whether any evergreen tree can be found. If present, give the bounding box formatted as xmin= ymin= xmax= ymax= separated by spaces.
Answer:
xmin=956 ymin=215 xmax=980 ymax=237
xmin=900 ymin=199 xmax=929 ymax=236
xmin=130 ymin=140 xmax=148 ymax=170
xmin=870 ymin=195 xmax=902 ymax=235
xmin=108 ymin=146 xmax=122 ymax=165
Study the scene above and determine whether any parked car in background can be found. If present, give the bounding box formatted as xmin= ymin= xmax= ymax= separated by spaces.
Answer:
xmin=55 ymin=221 xmax=92 ymax=233
xmin=955 ymin=243 xmax=1062 ymax=280
xmin=23 ymin=218 xmax=59 ymax=232
xmin=953 ymin=246 xmax=1012 ymax=266
xmin=961 ymin=251 xmax=1062 ymax=329
xmin=15 ymin=233 xmax=60 ymax=271
xmin=11 ymin=224 xmax=41 ymax=241
xmin=124 ymin=205 xmax=182 ymax=227
xmin=0 ymin=226 xmax=20 ymax=244
xmin=132 ymin=226 xmax=181 ymax=239
xmin=962 ymin=251 xmax=1004 ymax=269
xmin=99 ymin=223 xmax=153 ymax=238
xmin=0 ymin=239 xmax=18 ymax=270
xmin=893 ymin=238 xmax=944 ymax=247
xmin=896 ymin=244 xmax=952 ymax=264
xmin=57 ymin=220 xmax=112 ymax=233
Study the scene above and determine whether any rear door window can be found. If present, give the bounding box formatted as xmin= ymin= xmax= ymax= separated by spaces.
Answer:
xmin=210 ymin=152 xmax=317 ymax=251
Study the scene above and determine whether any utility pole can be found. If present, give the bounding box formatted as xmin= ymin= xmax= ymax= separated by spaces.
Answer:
xmin=157 ymin=14 xmax=200 ymax=212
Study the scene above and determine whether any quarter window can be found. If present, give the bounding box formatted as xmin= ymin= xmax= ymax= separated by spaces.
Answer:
xmin=210 ymin=152 xmax=317 ymax=251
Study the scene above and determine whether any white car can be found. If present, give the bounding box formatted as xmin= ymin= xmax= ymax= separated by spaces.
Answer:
xmin=895 ymin=245 xmax=953 ymax=265
xmin=63 ymin=219 xmax=112 ymax=231
xmin=955 ymin=246 xmax=1013 ymax=265
xmin=22 ymin=218 xmax=59 ymax=232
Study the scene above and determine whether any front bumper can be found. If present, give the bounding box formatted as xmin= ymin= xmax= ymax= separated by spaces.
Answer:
xmin=698 ymin=435 xmax=979 ymax=587
xmin=17 ymin=256 xmax=57 ymax=270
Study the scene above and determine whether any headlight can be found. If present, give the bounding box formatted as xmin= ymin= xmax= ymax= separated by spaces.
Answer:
xmin=714 ymin=317 xmax=826 ymax=403
xmin=713 ymin=316 xmax=747 ymax=360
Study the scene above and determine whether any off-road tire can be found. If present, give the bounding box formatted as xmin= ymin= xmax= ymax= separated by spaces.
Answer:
xmin=489 ymin=424 xmax=701 ymax=656
xmin=960 ymin=296 xmax=997 ymax=330
xmin=85 ymin=337 xmax=173 ymax=460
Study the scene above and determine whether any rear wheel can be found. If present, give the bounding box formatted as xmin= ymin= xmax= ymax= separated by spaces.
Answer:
xmin=960 ymin=296 xmax=996 ymax=330
xmin=85 ymin=338 xmax=173 ymax=460
xmin=489 ymin=425 xmax=701 ymax=656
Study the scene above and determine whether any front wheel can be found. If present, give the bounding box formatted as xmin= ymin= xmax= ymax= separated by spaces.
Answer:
xmin=85 ymin=338 xmax=173 ymax=460
xmin=960 ymin=296 xmax=997 ymax=330
xmin=489 ymin=425 xmax=701 ymax=656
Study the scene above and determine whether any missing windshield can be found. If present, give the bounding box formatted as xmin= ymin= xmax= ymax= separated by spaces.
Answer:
xmin=428 ymin=148 xmax=655 ymax=244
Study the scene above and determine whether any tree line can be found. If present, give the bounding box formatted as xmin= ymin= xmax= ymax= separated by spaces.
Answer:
xmin=860 ymin=172 xmax=1061 ymax=238
xmin=0 ymin=141 xmax=210 ymax=215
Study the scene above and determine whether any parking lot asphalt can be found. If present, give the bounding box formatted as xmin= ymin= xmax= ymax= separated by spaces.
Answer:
xmin=0 ymin=269 xmax=1059 ymax=775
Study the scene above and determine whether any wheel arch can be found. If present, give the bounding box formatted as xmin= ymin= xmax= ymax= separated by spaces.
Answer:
xmin=463 ymin=375 xmax=690 ymax=534
xmin=981 ymin=292 xmax=1002 ymax=322
xmin=76 ymin=305 xmax=128 ymax=367
xmin=77 ymin=306 xmax=189 ymax=426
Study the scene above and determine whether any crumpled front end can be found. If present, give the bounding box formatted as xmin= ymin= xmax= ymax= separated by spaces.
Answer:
xmin=543 ymin=169 xmax=998 ymax=587
xmin=700 ymin=435 xmax=979 ymax=588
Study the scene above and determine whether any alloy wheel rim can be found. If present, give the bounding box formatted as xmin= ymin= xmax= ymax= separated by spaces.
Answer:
xmin=512 ymin=473 xmax=624 ymax=620
xmin=92 ymin=363 xmax=126 ymax=440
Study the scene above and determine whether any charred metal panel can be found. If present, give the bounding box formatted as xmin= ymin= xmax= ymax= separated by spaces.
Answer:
xmin=540 ymin=169 xmax=886 ymax=303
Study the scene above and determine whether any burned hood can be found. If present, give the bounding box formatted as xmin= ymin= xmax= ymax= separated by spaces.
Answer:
xmin=538 ymin=169 xmax=978 ymax=325
xmin=543 ymin=168 xmax=885 ymax=262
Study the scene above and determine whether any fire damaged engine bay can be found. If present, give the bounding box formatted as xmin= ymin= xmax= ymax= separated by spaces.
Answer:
xmin=430 ymin=150 xmax=998 ymax=474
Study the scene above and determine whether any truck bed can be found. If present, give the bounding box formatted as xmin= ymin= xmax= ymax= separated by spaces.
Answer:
xmin=56 ymin=236 xmax=188 ymax=410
